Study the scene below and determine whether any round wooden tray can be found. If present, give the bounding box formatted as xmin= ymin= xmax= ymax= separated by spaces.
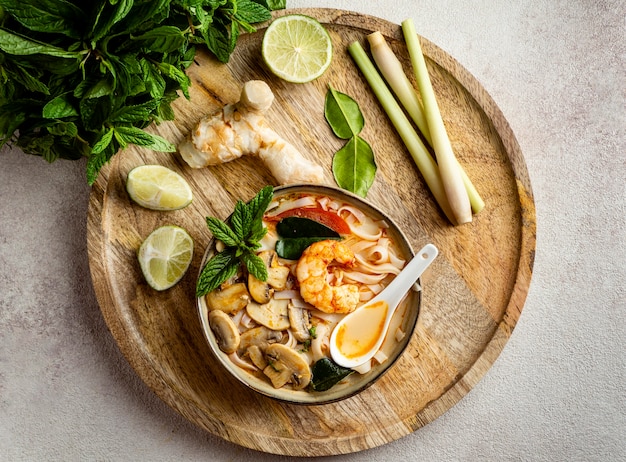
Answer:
xmin=87 ymin=8 xmax=535 ymax=456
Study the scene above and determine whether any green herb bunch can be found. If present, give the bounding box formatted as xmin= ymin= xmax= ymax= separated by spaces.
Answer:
xmin=0 ymin=0 xmax=285 ymax=184
xmin=196 ymin=185 xmax=273 ymax=297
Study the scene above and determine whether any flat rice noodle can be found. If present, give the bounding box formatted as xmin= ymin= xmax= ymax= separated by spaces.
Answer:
xmin=265 ymin=196 xmax=318 ymax=217
xmin=354 ymin=255 xmax=403 ymax=275
xmin=228 ymin=352 xmax=257 ymax=371
xmin=353 ymin=362 xmax=372 ymax=374
xmin=342 ymin=270 xmax=389 ymax=285
xmin=310 ymin=323 xmax=330 ymax=362
xmin=339 ymin=205 xmax=383 ymax=240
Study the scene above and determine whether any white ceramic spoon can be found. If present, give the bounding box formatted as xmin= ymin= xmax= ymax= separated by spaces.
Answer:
xmin=329 ymin=243 xmax=438 ymax=369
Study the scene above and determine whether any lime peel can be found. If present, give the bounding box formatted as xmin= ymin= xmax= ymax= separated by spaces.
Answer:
xmin=138 ymin=225 xmax=194 ymax=291
xmin=262 ymin=14 xmax=333 ymax=84
xmin=126 ymin=164 xmax=193 ymax=211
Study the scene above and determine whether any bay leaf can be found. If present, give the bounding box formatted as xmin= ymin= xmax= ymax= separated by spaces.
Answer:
xmin=332 ymin=135 xmax=377 ymax=197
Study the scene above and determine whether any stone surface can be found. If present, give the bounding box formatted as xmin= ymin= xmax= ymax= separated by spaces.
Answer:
xmin=1 ymin=1 xmax=624 ymax=460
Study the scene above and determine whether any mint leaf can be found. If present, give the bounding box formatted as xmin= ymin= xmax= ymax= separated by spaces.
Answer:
xmin=91 ymin=128 xmax=115 ymax=155
xmin=109 ymin=101 xmax=158 ymax=124
xmin=235 ymin=0 xmax=271 ymax=26
xmin=131 ymin=25 xmax=188 ymax=54
xmin=47 ymin=121 xmax=77 ymax=138
xmin=247 ymin=185 xmax=274 ymax=224
xmin=113 ymin=126 xmax=175 ymax=152
xmin=0 ymin=0 xmax=286 ymax=184
xmin=0 ymin=29 xmax=82 ymax=58
xmin=246 ymin=224 xmax=268 ymax=248
xmin=155 ymin=61 xmax=190 ymax=98
xmin=253 ymin=0 xmax=287 ymax=10
xmin=3 ymin=63 xmax=49 ymax=95
xmin=197 ymin=186 xmax=274 ymax=296
xmin=246 ymin=184 xmax=273 ymax=239
xmin=42 ymin=95 xmax=78 ymax=119
xmin=90 ymin=0 xmax=134 ymax=42
xmin=206 ymin=216 xmax=240 ymax=247
xmin=230 ymin=200 xmax=251 ymax=241
xmin=241 ymin=251 xmax=268 ymax=281
xmin=196 ymin=249 xmax=240 ymax=297
xmin=86 ymin=140 xmax=117 ymax=185
xmin=0 ymin=0 xmax=83 ymax=39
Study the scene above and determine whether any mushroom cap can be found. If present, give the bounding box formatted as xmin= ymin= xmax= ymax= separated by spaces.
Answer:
xmin=246 ymin=299 xmax=290 ymax=331
xmin=209 ymin=310 xmax=240 ymax=354
xmin=248 ymin=250 xmax=290 ymax=304
xmin=205 ymin=282 xmax=249 ymax=313
xmin=237 ymin=326 xmax=283 ymax=356
xmin=263 ymin=343 xmax=311 ymax=390
xmin=288 ymin=303 xmax=312 ymax=343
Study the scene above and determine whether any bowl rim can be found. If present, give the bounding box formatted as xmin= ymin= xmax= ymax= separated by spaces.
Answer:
xmin=196 ymin=183 xmax=421 ymax=405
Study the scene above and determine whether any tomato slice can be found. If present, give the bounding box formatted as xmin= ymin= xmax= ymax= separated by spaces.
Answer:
xmin=271 ymin=207 xmax=351 ymax=234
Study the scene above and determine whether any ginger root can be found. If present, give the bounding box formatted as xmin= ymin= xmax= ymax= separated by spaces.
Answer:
xmin=178 ymin=80 xmax=325 ymax=184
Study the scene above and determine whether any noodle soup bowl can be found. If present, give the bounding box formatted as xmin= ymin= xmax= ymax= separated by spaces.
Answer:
xmin=197 ymin=184 xmax=421 ymax=404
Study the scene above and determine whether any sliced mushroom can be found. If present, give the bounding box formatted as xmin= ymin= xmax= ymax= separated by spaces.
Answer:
xmin=246 ymin=345 xmax=268 ymax=370
xmin=208 ymin=310 xmax=240 ymax=354
xmin=263 ymin=343 xmax=311 ymax=390
xmin=248 ymin=250 xmax=290 ymax=303
xmin=205 ymin=282 xmax=249 ymax=314
xmin=237 ymin=326 xmax=283 ymax=356
xmin=246 ymin=299 xmax=290 ymax=331
xmin=267 ymin=266 xmax=290 ymax=290
xmin=288 ymin=303 xmax=311 ymax=343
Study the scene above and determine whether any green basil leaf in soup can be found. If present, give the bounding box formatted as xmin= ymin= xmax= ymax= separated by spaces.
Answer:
xmin=310 ymin=357 xmax=354 ymax=391
xmin=324 ymin=85 xmax=365 ymax=139
xmin=276 ymin=217 xmax=340 ymax=239
xmin=275 ymin=237 xmax=340 ymax=260
xmin=332 ymin=135 xmax=377 ymax=197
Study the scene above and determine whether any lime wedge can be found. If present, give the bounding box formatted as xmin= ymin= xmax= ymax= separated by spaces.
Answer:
xmin=126 ymin=165 xmax=192 ymax=211
xmin=138 ymin=225 xmax=194 ymax=291
xmin=262 ymin=14 xmax=333 ymax=83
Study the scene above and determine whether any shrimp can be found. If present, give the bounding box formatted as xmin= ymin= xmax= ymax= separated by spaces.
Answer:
xmin=296 ymin=240 xmax=360 ymax=314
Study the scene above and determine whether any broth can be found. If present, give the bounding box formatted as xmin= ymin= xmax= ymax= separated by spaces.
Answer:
xmin=205 ymin=191 xmax=411 ymax=392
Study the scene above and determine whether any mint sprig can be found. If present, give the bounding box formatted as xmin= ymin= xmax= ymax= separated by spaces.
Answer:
xmin=0 ymin=0 xmax=286 ymax=185
xmin=196 ymin=185 xmax=274 ymax=297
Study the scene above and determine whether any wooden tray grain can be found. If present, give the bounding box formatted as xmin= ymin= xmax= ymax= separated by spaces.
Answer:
xmin=87 ymin=8 xmax=536 ymax=456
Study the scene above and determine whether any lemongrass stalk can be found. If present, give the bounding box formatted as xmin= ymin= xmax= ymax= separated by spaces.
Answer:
xmin=348 ymin=40 xmax=456 ymax=224
xmin=368 ymin=30 xmax=485 ymax=214
xmin=459 ymin=161 xmax=485 ymax=214
xmin=367 ymin=31 xmax=432 ymax=147
xmin=401 ymin=18 xmax=472 ymax=224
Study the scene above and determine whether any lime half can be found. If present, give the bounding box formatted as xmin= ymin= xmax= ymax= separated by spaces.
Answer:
xmin=262 ymin=14 xmax=333 ymax=83
xmin=126 ymin=164 xmax=193 ymax=211
xmin=138 ymin=225 xmax=194 ymax=291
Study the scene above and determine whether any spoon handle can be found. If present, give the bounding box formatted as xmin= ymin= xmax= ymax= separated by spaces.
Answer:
xmin=373 ymin=243 xmax=438 ymax=307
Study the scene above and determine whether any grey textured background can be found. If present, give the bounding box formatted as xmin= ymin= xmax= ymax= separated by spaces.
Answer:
xmin=1 ymin=1 xmax=624 ymax=460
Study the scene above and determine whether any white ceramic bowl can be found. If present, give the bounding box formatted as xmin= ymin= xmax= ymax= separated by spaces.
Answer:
xmin=197 ymin=184 xmax=421 ymax=404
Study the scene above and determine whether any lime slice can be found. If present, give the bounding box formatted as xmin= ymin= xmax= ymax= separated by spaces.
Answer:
xmin=138 ymin=225 xmax=194 ymax=291
xmin=262 ymin=14 xmax=332 ymax=83
xmin=126 ymin=165 xmax=192 ymax=211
